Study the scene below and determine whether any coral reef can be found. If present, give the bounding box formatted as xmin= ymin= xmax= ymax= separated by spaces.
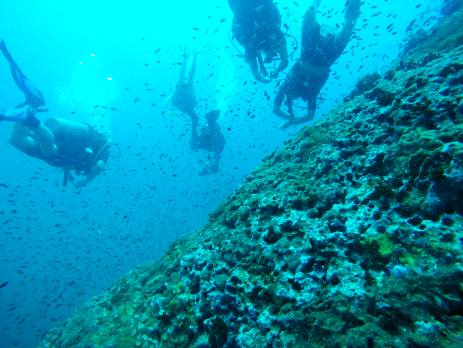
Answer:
xmin=40 ymin=9 xmax=463 ymax=348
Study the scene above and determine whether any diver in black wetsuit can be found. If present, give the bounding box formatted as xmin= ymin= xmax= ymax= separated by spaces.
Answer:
xmin=0 ymin=40 xmax=110 ymax=187
xmin=228 ymin=0 xmax=288 ymax=82
xmin=190 ymin=110 xmax=225 ymax=175
xmin=273 ymin=0 xmax=361 ymax=128
xmin=170 ymin=49 xmax=225 ymax=175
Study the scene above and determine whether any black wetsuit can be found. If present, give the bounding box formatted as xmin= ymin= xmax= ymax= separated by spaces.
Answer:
xmin=191 ymin=111 xmax=225 ymax=174
xmin=289 ymin=9 xmax=348 ymax=101
xmin=229 ymin=0 xmax=287 ymax=79
xmin=230 ymin=0 xmax=281 ymax=49
xmin=275 ymin=1 xmax=359 ymax=115
xmin=172 ymin=84 xmax=196 ymax=116
xmin=25 ymin=123 xmax=110 ymax=175
xmin=172 ymin=53 xmax=197 ymax=117
xmin=195 ymin=124 xmax=225 ymax=155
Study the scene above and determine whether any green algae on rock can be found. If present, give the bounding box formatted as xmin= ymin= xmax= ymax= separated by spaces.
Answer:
xmin=39 ymin=10 xmax=463 ymax=348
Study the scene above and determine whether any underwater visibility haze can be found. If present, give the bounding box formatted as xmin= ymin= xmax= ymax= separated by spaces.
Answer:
xmin=0 ymin=0 xmax=461 ymax=347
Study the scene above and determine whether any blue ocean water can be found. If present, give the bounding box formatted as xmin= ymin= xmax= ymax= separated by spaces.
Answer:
xmin=0 ymin=0 xmax=443 ymax=347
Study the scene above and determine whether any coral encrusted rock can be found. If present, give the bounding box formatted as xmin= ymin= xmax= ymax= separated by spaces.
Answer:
xmin=40 ymin=9 xmax=463 ymax=348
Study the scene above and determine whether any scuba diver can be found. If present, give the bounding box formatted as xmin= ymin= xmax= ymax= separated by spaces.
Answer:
xmin=273 ymin=0 xmax=361 ymax=128
xmin=0 ymin=40 xmax=110 ymax=188
xmin=228 ymin=0 xmax=288 ymax=83
xmin=190 ymin=110 xmax=225 ymax=176
xmin=170 ymin=49 xmax=225 ymax=175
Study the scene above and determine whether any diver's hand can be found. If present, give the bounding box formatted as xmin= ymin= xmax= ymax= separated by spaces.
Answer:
xmin=279 ymin=120 xmax=294 ymax=129
xmin=33 ymin=107 xmax=49 ymax=114
xmin=252 ymin=69 xmax=271 ymax=83
xmin=279 ymin=115 xmax=314 ymax=129
xmin=199 ymin=168 xmax=210 ymax=176
xmin=189 ymin=112 xmax=199 ymax=124
xmin=270 ymin=71 xmax=279 ymax=79
xmin=260 ymin=66 xmax=269 ymax=77
xmin=273 ymin=105 xmax=292 ymax=119
xmin=256 ymin=76 xmax=271 ymax=84
xmin=74 ymin=179 xmax=88 ymax=189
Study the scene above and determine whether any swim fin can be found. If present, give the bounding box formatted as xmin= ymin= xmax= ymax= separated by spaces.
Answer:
xmin=0 ymin=105 xmax=30 ymax=122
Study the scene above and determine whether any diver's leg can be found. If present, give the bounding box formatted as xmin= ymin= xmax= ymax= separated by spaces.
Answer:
xmin=188 ymin=52 xmax=198 ymax=88
xmin=11 ymin=115 xmax=57 ymax=158
xmin=17 ymin=119 xmax=57 ymax=158
xmin=306 ymin=97 xmax=316 ymax=120
xmin=178 ymin=48 xmax=188 ymax=85
xmin=246 ymin=50 xmax=269 ymax=83
xmin=9 ymin=122 xmax=38 ymax=153
xmin=303 ymin=0 xmax=321 ymax=30
xmin=186 ymin=52 xmax=198 ymax=111
xmin=32 ymin=123 xmax=56 ymax=158
xmin=0 ymin=40 xmax=45 ymax=107
xmin=336 ymin=0 xmax=361 ymax=53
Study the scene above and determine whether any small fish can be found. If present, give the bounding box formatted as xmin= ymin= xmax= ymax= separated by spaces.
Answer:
xmin=0 ymin=281 xmax=8 ymax=289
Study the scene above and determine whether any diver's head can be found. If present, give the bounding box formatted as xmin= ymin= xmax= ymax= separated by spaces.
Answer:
xmin=206 ymin=110 xmax=220 ymax=124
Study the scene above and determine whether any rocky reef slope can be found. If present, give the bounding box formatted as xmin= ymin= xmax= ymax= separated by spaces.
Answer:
xmin=40 ymin=9 xmax=463 ymax=348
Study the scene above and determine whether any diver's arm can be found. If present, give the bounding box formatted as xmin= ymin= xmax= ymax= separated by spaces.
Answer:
xmin=74 ymin=160 xmax=105 ymax=188
xmin=273 ymin=84 xmax=292 ymax=119
xmin=247 ymin=50 xmax=270 ymax=83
